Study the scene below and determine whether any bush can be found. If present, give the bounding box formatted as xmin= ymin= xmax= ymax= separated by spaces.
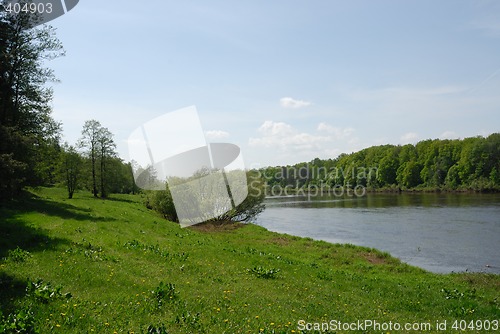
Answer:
xmin=0 ymin=308 xmax=37 ymax=334
xmin=26 ymin=279 xmax=72 ymax=303
xmin=151 ymin=282 xmax=178 ymax=308
xmin=209 ymin=169 xmax=266 ymax=223
xmin=143 ymin=186 xmax=178 ymax=222
xmin=6 ymin=247 xmax=31 ymax=262
xmin=247 ymin=266 xmax=281 ymax=279
xmin=144 ymin=170 xmax=265 ymax=224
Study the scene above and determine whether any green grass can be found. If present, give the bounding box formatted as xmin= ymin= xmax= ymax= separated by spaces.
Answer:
xmin=0 ymin=187 xmax=499 ymax=333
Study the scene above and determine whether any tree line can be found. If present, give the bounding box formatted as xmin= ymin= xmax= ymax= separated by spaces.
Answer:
xmin=60 ymin=119 xmax=138 ymax=199
xmin=0 ymin=6 xmax=263 ymax=226
xmin=2 ymin=3 xmax=498 ymax=208
xmin=0 ymin=6 xmax=136 ymax=200
xmin=260 ymin=134 xmax=500 ymax=192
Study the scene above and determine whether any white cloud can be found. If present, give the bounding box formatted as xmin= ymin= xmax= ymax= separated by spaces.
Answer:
xmin=257 ymin=120 xmax=294 ymax=136
xmin=248 ymin=121 xmax=360 ymax=165
xmin=205 ymin=130 xmax=230 ymax=140
xmin=439 ymin=131 xmax=459 ymax=140
xmin=250 ymin=121 xmax=329 ymax=150
xmin=400 ymin=132 xmax=419 ymax=144
xmin=317 ymin=122 xmax=355 ymax=139
xmin=279 ymin=97 xmax=311 ymax=109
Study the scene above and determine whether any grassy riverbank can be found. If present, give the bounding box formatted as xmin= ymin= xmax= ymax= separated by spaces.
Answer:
xmin=1 ymin=187 xmax=499 ymax=333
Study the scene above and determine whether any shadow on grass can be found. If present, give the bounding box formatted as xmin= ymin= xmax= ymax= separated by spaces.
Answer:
xmin=2 ymin=191 xmax=117 ymax=222
xmin=0 ymin=271 xmax=30 ymax=314
xmin=0 ymin=190 xmax=116 ymax=259
xmin=105 ymin=194 xmax=140 ymax=204
xmin=0 ymin=192 xmax=81 ymax=315
xmin=0 ymin=214 xmax=70 ymax=259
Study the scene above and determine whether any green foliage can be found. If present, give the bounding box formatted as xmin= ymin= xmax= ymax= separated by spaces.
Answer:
xmin=143 ymin=186 xmax=178 ymax=222
xmin=397 ymin=161 xmax=422 ymax=188
xmin=58 ymin=144 xmax=81 ymax=199
xmin=152 ymin=282 xmax=178 ymax=307
xmin=490 ymin=167 xmax=500 ymax=185
xmin=0 ymin=7 xmax=64 ymax=198
xmin=5 ymin=247 xmax=31 ymax=262
xmin=247 ymin=266 xmax=281 ymax=279
xmin=0 ymin=308 xmax=38 ymax=334
xmin=0 ymin=187 xmax=498 ymax=333
xmin=144 ymin=170 xmax=265 ymax=224
xmin=445 ymin=164 xmax=461 ymax=188
xmin=65 ymin=242 xmax=116 ymax=262
xmin=78 ymin=120 xmax=118 ymax=198
xmin=26 ymin=279 xmax=72 ymax=303
xmin=146 ymin=324 xmax=169 ymax=334
xmin=122 ymin=239 xmax=179 ymax=260
xmin=377 ymin=147 xmax=399 ymax=186
xmin=261 ymin=134 xmax=500 ymax=192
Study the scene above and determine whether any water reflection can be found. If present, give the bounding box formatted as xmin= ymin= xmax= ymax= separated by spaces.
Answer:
xmin=257 ymin=193 xmax=500 ymax=274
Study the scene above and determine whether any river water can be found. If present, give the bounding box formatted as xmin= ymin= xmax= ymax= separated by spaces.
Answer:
xmin=255 ymin=193 xmax=500 ymax=274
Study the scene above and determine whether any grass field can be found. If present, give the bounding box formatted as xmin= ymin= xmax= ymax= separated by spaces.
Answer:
xmin=0 ymin=187 xmax=499 ymax=333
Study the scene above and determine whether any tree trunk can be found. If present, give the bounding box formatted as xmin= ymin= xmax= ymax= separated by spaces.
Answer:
xmin=91 ymin=149 xmax=98 ymax=197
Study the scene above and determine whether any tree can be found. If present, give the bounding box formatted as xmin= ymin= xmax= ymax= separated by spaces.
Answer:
xmin=144 ymin=170 xmax=266 ymax=225
xmin=0 ymin=3 xmax=64 ymax=198
xmin=399 ymin=161 xmax=422 ymax=188
xmin=377 ymin=147 xmax=399 ymax=186
xmin=445 ymin=164 xmax=461 ymax=189
xmin=79 ymin=120 xmax=101 ymax=197
xmin=225 ymin=169 xmax=266 ymax=222
xmin=78 ymin=120 xmax=117 ymax=198
xmin=59 ymin=144 xmax=81 ymax=199
xmin=106 ymin=159 xmax=139 ymax=194
xmin=97 ymin=126 xmax=116 ymax=198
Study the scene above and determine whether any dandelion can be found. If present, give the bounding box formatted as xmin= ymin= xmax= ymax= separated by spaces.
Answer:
xmin=56 ymin=324 xmax=61 ymax=328
xmin=255 ymin=315 xmax=259 ymax=319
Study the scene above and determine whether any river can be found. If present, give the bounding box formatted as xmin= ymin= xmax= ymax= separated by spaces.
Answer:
xmin=255 ymin=193 xmax=500 ymax=274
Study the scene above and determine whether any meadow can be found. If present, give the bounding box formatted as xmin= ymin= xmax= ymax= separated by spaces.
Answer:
xmin=0 ymin=187 xmax=498 ymax=333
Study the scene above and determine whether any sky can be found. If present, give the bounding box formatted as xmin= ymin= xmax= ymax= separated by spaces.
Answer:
xmin=47 ymin=0 xmax=500 ymax=168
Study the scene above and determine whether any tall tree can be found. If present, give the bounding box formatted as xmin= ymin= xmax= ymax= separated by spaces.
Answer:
xmin=97 ymin=126 xmax=116 ymax=198
xmin=0 ymin=2 xmax=64 ymax=198
xmin=59 ymin=144 xmax=81 ymax=199
xmin=79 ymin=120 xmax=101 ymax=197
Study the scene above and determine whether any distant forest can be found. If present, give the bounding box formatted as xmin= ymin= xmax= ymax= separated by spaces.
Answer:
xmin=260 ymin=134 xmax=500 ymax=192
xmin=1 ymin=12 xmax=499 ymax=201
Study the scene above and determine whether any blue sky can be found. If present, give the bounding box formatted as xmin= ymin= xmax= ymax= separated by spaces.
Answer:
xmin=48 ymin=0 xmax=500 ymax=167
